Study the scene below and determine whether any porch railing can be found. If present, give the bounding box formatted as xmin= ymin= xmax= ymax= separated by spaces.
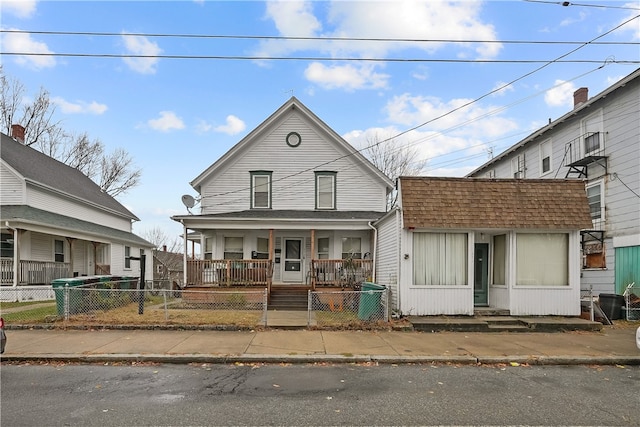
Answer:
xmin=311 ymin=259 xmax=373 ymax=289
xmin=186 ymin=259 xmax=273 ymax=287
xmin=96 ymin=264 xmax=111 ymax=275
xmin=0 ymin=259 xmax=71 ymax=285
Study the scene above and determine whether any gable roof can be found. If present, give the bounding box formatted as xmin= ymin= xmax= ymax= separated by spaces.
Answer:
xmin=190 ymin=96 xmax=394 ymax=192
xmin=399 ymin=176 xmax=593 ymax=230
xmin=468 ymin=67 xmax=640 ymax=176
xmin=1 ymin=132 xmax=138 ymax=220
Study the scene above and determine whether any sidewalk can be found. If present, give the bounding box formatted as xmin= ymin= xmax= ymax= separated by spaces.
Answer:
xmin=2 ymin=326 xmax=639 ymax=366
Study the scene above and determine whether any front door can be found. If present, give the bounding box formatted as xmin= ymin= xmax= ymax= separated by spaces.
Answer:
xmin=474 ymin=243 xmax=489 ymax=306
xmin=282 ymin=238 xmax=303 ymax=283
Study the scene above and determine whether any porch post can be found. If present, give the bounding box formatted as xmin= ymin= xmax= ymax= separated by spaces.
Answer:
xmin=12 ymin=227 xmax=19 ymax=287
xmin=182 ymin=223 xmax=188 ymax=287
xmin=268 ymin=229 xmax=274 ymax=295
xmin=310 ymin=229 xmax=315 ymax=290
xmin=66 ymin=237 xmax=75 ymax=277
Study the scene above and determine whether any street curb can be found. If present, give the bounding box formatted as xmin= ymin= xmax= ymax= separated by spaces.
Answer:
xmin=2 ymin=354 xmax=640 ymax=365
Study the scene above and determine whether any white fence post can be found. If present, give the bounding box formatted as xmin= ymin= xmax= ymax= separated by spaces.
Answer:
xmin=63 ymin=284 xmax=69 ymax=321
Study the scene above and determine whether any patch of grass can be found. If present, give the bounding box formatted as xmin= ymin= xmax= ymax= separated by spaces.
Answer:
xmin=3 ymin=305 xmax=59 ymax=323
xmin=0 ymin=300 xmax=54 ymax=309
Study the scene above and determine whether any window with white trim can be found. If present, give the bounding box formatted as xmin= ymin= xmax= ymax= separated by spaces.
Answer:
xmin=511 ymin=154 xmax=525 ymax=178
xmin=224 ymin=237 xmax=243 ymax=260
xmin=582 ymin=112 xmax=603 ymax=156
xmin=124 ymin=246 xmax=131 ymax=269
xmin=1 ymin=232 xmax=14 ymax=258
xmin=413 ymin=233 xmax=468 ymax=286
xmin=204 ymin=238 xmax=213 ymax=260
xmin=341 ymin=237 xmax=361 ymax=259
xmin=516 ymin=233 xmax=568 ymax=286
xmin=586 ymin=181 xmax=604 ymax=221
xmin=540 ymin=140 xmax=552 ymax=175
xmin=255 ymin=237 xmax=269 ymax=259
xmin=317 ymin=237 xmax=330 ymax=259
xmin=250 ymin=171 xmax=272 ymax=209
xmin=492 ymin=234 xmax=506 ymax=286
xmin=316 ymin=172 xmax=336 ymax=210
xmin=54 ymin=239 xmax=65 ymax=263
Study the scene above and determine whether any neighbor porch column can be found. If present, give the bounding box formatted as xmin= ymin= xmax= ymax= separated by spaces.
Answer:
xmin=310 ymin=229 xmax=315 ymax=289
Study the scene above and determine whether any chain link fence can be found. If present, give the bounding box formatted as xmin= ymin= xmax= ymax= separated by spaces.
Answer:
xmin=1 ymin=281 xmax=391 ymax=328
xmin=310 ymin=287 xmax=389 ymax=327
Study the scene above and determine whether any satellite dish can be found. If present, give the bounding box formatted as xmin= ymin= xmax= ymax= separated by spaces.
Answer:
xmin=181 ymin=194 xmax=196 ymax=209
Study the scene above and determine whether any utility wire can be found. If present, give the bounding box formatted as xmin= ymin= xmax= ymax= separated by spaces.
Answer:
xmin=2 ymin=29 xmax=638 ymax=45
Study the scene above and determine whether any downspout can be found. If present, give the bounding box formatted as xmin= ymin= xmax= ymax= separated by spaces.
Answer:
xmin=5 ymin=221 xmax=18 ymax=287
xmin=368 ymin=221 xmax=377 ymax=283
xmin=181 ymin=220 xmax=188 ymax=287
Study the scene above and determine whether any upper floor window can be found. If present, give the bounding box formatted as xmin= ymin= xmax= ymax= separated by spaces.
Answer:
xmin=540 ymin=140 xmax=552 ymax=175
xmin=341 ymin=237 xmax=361 ymax=259
xmin=224 ymin=237 xmax=243 ymax=260
xmin=582 ymin=112 xmax=603 ymax=156
xmin=511 ymin=154 xmax=525 ymax=178
xmin=485 ymin=170 xmax=495 ymax=178
xmin=316 ymin=172 xmax=336 ymax=210
xmin=586 ymin=181 xmax=604 ymax=221
xmin=250 ymin=171 xmax=272 ymax=209
xmin=584 ymin=132 xmax=601 ymax=155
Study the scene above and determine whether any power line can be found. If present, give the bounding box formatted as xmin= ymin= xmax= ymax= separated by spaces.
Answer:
xmin=2 ymin=29 xmax=638 ymax=45
xmin=524 ymin=0 xmax=640 ymax=10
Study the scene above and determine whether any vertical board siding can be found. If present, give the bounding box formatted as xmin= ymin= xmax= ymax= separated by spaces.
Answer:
xmin=615 ymin=245 xmax=640 ymax=294
xmin=200 ymin=113 xmax=387 ymax=214
xmin=400 ymin=287 xmax=473 ymax=316
xmin=489 ymin=286 xmax=509 ymax=310
xmin=509 ymin=287 xmax=580 ymax=316
xmin=581 ymin=238 xmax=615 ymax=295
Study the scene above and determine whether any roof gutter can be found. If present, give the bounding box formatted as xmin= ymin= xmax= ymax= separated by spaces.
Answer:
xmin=368 ymin=221 xmax=377 ymax=283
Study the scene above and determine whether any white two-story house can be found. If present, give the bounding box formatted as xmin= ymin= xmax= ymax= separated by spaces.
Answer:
xmin=1 ymin=126 xmax=153 ymax=297
xmin=172 ymin=97 xmax=394 ymax=297
xmin=468 ymin=68 xmax=640 ymax=296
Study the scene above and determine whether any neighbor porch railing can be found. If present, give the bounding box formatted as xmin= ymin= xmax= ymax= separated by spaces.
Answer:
xmin=0 ymin=259 xmax=71 ymax=285
xmin=310 ymin=259 xmax=373 ymax=289
xmin=186 ymin=259 xmax=273 ymax=287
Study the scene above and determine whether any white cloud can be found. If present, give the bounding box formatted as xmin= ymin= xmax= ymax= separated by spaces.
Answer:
xmin=2 ymin=1 xmax=37 ymax=18
xmin=52 ymin=97 xmax=108 ymax=115
xmin=545 ymin=80 xmax=575 ymax=108
xmin=121 ymin=34 xmax=162 ymax=74
xmin=304 ymin=63 xmax=389 ymax=91
xmin=214 ymin=115 xmax=246 ymax=135
xmin=148 ymin=111 xmax=185 ymax=132
xmin=491 ymin=81 xmax=515 ymax=97
xmin=2 ymin=28 xmax=56 ymax=70
xmin=260 ymin=1 xmax=500 ymax=91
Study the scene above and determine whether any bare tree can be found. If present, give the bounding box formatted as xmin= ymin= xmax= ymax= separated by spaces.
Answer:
xmin=0 ymin=68 xmax=141 ymax=198
xmin=140 ymin=226 xmax=181 ymax=253
xmin=363 ymin=134 xmax=427 ymax=210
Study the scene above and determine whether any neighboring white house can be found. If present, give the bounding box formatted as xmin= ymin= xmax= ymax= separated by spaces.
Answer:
xmin=0 ymin=126 xmax=153 ymax=296
xmin=468 ymin=67 xmax=640 ymax=296
xmin=172 ymin=97 xmax=394 ymax=294
xmin=374 ymin=177 xmax=593 ymax=316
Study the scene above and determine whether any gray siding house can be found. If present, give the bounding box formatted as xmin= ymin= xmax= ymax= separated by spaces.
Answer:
xmin=468 ymin=68 xmax=640 ymax=296
xmin=1 ymin=127 xmax=153 ymax=299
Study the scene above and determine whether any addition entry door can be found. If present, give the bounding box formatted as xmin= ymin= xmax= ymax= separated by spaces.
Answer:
xmin=282 ymin=238 xmax=303 ymax=283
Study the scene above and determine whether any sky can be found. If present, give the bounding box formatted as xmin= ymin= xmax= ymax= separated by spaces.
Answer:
xmin=1 ymin=0 xmax=639 ymax=243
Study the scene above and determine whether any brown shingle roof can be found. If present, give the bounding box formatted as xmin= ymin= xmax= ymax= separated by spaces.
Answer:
xmin=400 ymin=177 xmax=593 ymax=230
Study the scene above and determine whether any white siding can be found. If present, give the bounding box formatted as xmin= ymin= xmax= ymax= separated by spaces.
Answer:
xmin=0 ymin=161 xmax=25 ymax=204
xmin=200 ymin=112 xmax=387 ymax=214
xmin=374 ymin=211 xmax=401 ymax=311
xmin=27 ymin=186 xmax=133 ymax=232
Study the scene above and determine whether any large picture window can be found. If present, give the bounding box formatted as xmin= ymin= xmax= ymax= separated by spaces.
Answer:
xmin=316 ymin=172 xmax=336 ymax=210
xmin=516 ymin=233 xmax=568 ymax=286
xmin=413 ymin=233 xmax=468 ymax=286
xmin=251 ymin=171 xmax=272 ymax=209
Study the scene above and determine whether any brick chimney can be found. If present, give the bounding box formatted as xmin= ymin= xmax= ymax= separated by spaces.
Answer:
xmin=11 ymin=124 xmax=25 ymax=143
xmin=573 ymin=87 xmax=588 ymax=109
xmin=163 ymin=245 xmax=167 ymax=252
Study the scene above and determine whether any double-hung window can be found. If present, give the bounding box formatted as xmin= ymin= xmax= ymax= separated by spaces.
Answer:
xmin=317 ymin=237 xmax=330 ymax=259
xmin=316 ymin=172 xmax=336 ymax=210
xmin=582 ymin=112 xmax=603 ymax=156
xmin=586 ymin=181 xmax=604 ymax=221
xmin=124 ymin=246 xmax=131 ymax=269
xmin=224 ymin=237 xmax=243 ymax=260
xmin=540 ymin=140 xmax=552 ymax=176
xmin=54 ymin=239 xmax=65 ymax=263
xmin=341 ymin=237 xmax=361 ymax=259
xmin=250 ymin=171 xmax=272 ymax=209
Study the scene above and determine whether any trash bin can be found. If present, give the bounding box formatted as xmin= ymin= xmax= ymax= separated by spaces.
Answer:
xmin=358 ymin=282 xmax=385 ymax=321
xmin=598 ymin=293 xmax=625 ymax=320
xmin=51 ymin=276 xmax=94 ymax=316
